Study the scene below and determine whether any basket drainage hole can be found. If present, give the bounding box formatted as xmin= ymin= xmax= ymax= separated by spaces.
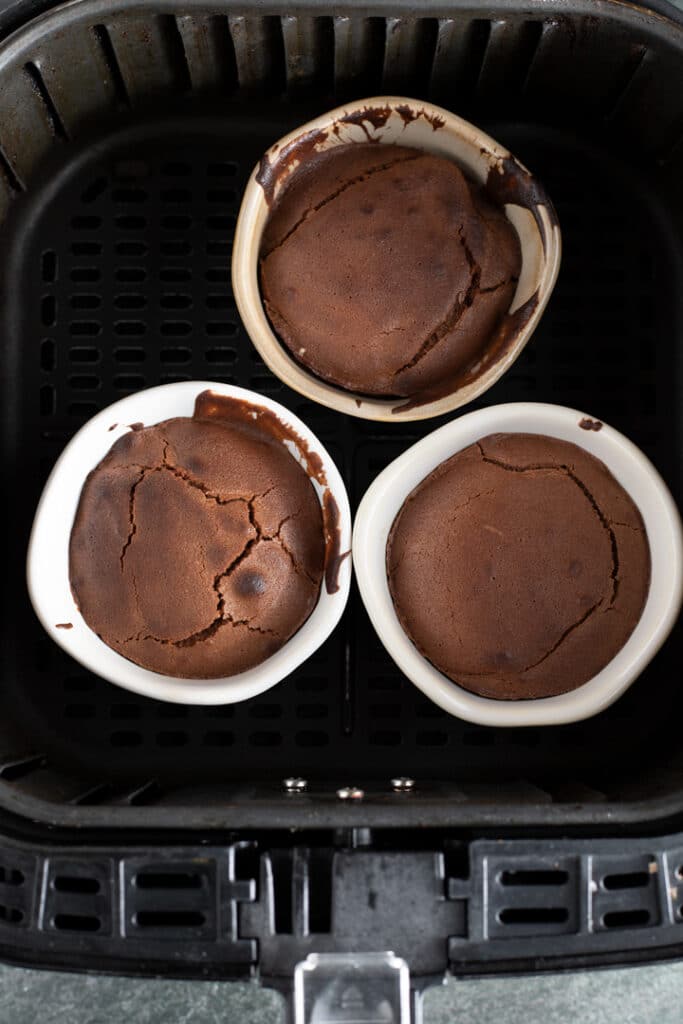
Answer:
xmin=53 ymin=913 xmax=100 ymax=932
xmin=0 ymin=906 xmax=23 ymax=924
xmin=603 ymin=871 xmax=649 ymax=890
xmin=207 ymin=161 xmax=237 ymax=177
xmin=54 ymin=876 xmax=100 ymax=894
xmin=501 ymin=870 xmax=569 ymax=887
xmin=0 ymin=868 xmax=24 ymax=886
xmin=161 ymin=161 xmax=190 ymax=176
xmin=41 ymin=339 xmax=55 ymax=371
xmin=41 ymin=296 xmax=56 ymax=326
xmin=499 ymin=907 xmax=569 ymax=925
xmin=603 ymin=909 xmax=650 ymax=928
xmin=41 ymin=251 xmax=57 ymax=282
xmin=81 ymin=177 xmax=108 ymax=203
xmin=135 ymin=911 xmax=205 ymax=928
xmin=136 ymin=872 xmax=201 ymax=890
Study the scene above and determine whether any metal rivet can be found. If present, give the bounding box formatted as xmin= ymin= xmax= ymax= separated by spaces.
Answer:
xmin=283 ymin=777 xmax=307 ymax=793
xmin=391 ymin=777 xmax=415 ymax=793
xmin=337 ymin=786 xmax=364 ymax=801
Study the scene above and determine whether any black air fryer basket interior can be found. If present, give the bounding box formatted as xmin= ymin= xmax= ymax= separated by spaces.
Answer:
xmin=0 ymin=0 xmax=681 ymax=840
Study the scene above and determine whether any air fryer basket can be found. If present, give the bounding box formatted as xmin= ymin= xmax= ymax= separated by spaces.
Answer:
xmin=0 ymin=0 xmax=682 ymax=839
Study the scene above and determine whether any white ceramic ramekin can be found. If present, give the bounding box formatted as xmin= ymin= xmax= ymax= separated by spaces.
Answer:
xmin=233 ymin=96 xmax=561 ymax=423
xmin=353 ymin=403 xmax=682 ymax=726
xmin=27 ymin=382 xmax=352 ymax=705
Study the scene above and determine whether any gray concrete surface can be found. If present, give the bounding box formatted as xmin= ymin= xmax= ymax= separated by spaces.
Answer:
xmin=1 ymin=959 xmax=682 ymax=1023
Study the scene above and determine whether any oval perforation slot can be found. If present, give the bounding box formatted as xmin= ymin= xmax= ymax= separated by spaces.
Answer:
xmin=80 ymin=177 xmax=108 ymax=203
xmin=161 ymin=161 xmax=190 ymax=176
xmin=70 ymin=268 xmax=100 ymax=283
xmin=161 ymin=187 xmax=191 ymax=203
xmin=71 ymin=215 xmax=101 ymax=230
xmin=369 ymin=677 xmax=401 ymax=691
xmin=160 ymin=294 xmax=191 ymax=310
xmin=155 ymin=731 xmax=188 ymax=748
xmin=206 ymin=294 xmax=234 ymax=310
xmin=499 ymin=907 xmax=569 ymax=925
xmin=53 ymin=876 xmax=100 ymax=894
xmin=70 ymin=322 xmax=101 ymax=338
xmin=41 ymin=339 xmax=55 ymax=371
xmin=115 ymin=214 xmax=146 ymax=231
xmin=161 ymin=267 xmax=191 ymax=283
xmin=114 ymin=347 xmax=145 ymax=363
xmin=501 ymin=870 xmax=569 ymax=887
xmin=602 ymin=871 xmax=650 ymax=890
xmin=114 ymin=322 xmax=146 ymax=338
xmin=110 ymin=703 xmax=142 ymax=720
xmin=69 ymin=375 xmax=99 ymax=390
xmin=296 ymin=677 xmax=328 ymax=692
xmin=202 ymin=730 xmax=234 ymax=747
xmin=69 ymin=347 xmax=100 ymax=363
xmin=71 ymin=294 xmax=101 ymax=310
xmin=41 ymin=296 xmax=56 ymax=326
xmin=369 ymin=703 xmax=400 ymax=720
xmin=161 ymin=321 xmax=191 ymax=337
xmin=115 ymin=294 xmax=146 ymax=310
xmin=296 ymin=704 xmax=328 ymax=720
xmin=116 ymin=241 xmax=147 ymax=257
xmin=206 ymin=240 xmax=231 ymax=257
xmin=0 ymin=906 xmax=23 ymax=925
xmin=41 ymin=251 xmax=57 ymax=282
xmin=115 ymin=267 xmax=147 ymax=283
xmin=161 ymin=240 xmax=192 ymax=257
xmin=207 ymin=161 xmax=237 ymax=177
xmin=249 ymin=704 xmax=282 ymax=720
xmin=160 ymin=346 xmax=191 ymax=363
xmin=0 ymin=867 xmax=24 ymax=886
xmin=205 ymin=347 xmax=236 ymax=364
xmin=162 ymin=214 xmax=192 ymax=231
xmin=250 ymin=375 xmax=280 ymax=392
xmin=369 ymin=730 xmax=401 ymax=746
xmin=53 ymin=913 xmax=100 ymax=932
xmin=24 ymin=60 xmax=69 ymax=139
xmin=135 ymin=872 xmax=202 ymax=890
xmin=71 ymin=242 xmax=102 ymax=256
xmin=110 ymin=730 xmax=143 ymax=748
xmin=68 ymin=401 xmax=99 ymax=417
xmin=602 ymin=909 xmax=650 ymax=928
xmin=207 ymin=188 xmax=236 ymax=203
xmin=64 ymin=703 xmax=96 ymax=719
xmin=417 ymin=730 xmax=448 ymax=746
xmin=112 ymin=187 xmax=147 ymax=204
xmin=135 ymin=910 xmax=205 ymax=928
xmin=249 ymin=731 xmax=282 ymax=747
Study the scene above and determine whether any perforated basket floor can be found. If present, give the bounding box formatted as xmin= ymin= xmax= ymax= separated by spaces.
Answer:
xmin=2 ymin=106 xmax=679 ymax=808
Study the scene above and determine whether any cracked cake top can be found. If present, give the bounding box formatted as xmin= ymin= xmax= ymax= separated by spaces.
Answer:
xmin=69 ymin=398 xmax=325 ymax=679
xmin=386 ymin=433 xmax=651 ymax=699
xmin=259 ymin=142 xmax=521 ymax=398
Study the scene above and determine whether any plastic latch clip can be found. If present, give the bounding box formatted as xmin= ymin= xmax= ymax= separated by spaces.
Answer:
xmin=294 ymin=951 xmax=411 ymax=1024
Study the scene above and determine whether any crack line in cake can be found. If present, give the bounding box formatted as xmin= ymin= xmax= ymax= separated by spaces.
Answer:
xmin=119 ymin=466 xmax=154 ymax=571
xmin=392 ymin=226 xmax=482 ymax=376
xmin=116 ymin=486 xmax=312 ymax=648
xmin=261 ymin=151 xmax=423 ymax=258
xmin=520 ymin=600 xmax=604 ymax=674
xmin=120 ymin=504 xmax=282 ymax=648
xmin=448 ymin=489 xmax=497 ymax=521
xmin=475 ymin=441 xmax=621 ymax=606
